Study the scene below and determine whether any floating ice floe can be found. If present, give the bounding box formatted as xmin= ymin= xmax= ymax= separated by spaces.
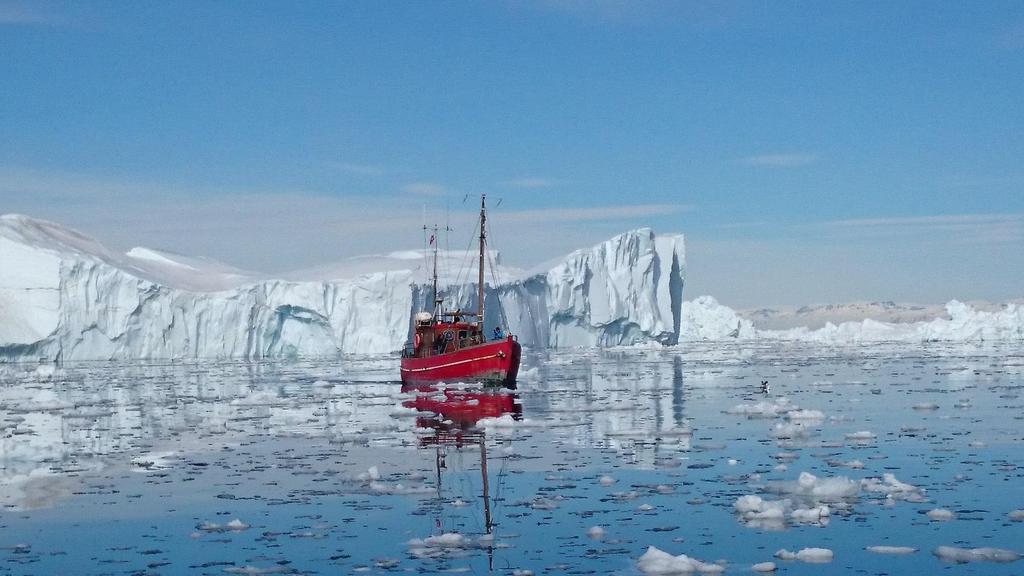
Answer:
xmin=791 ymin=505 xmax=831 ymax=523
xmin=768 ymin=472 xmax=860 ymax=502
xmin=860 ymin=473 xmax=926 ymax=502
xmin=536 ymin=495 xmax=564 ymax=510
xmin=196 ymin=518 xmax=250 ymax=532
xmin=734 ymin=493 xmax=831 ymax=529
xmin=387 ymin=405 xmax=423 ymax=418
xmin=751 ymin=561 xmax=776 ymax=572
xmin=637 ymin=546 xmax=725 ymax=574
xmin=827 ymin=459 xmax=864 ymax=469
xmin=734 ymin=495 xmax=788 ymax=530
xmin=844 ymin=430 xmax=876 ymax=442
xmin=407 ymin=533 xmax=475 ymax=559
xmin=786 ymin=409 xmax=825 ymax=420
xmin=357 ymin=466 xmax=381 ymax=482
xmin=933 ymin=546 xmax=1021 ymax=563
xmin=586 ymin=526 xmax=605 ymax=539
xmin=726 ymin=397 xmax=800 ymax=418
xmin=769 ymin=421 xmax=816 ymax=439
xmin=1008 ymin=510 xmax=1024 ymax=521
xmin=517 ymin=367 xmax=540 ymax=381
xmin=222 ymin=566 xmax=295 ymax=575
xmin=926 ymin=508 xmax=955 ymax=521
xmin=369 ymin=481 xmax=434 ymax=495
xmin=130 ymin=451 xmax=176 ymax=471
xmin=775 ymin=548 xmax=833 ymax=563
xmin=866 ymin=546 xmax=917 ymax=554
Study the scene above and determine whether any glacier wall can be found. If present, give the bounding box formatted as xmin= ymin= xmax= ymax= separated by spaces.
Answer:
xmin=0 ymin=215 xmax=686 ymax=361
xmin=420 ymin=230 xmax=685 ymax=348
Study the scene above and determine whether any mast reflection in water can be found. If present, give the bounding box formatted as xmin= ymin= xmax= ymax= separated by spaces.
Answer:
xmin=401 ymin=382 xmax=521 ymax=569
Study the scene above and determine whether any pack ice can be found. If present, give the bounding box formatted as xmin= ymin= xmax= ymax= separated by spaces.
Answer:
xmin=0 ymin=214 xmax=685 ymax=361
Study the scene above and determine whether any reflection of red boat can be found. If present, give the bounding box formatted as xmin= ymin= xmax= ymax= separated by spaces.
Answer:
xmin=400 ymin=195 xmax=522 ymax=387
xmin=401 ymin=382 xmax=520 ymax=431
xmin=401 ymin=381 xmax=520 ymax=562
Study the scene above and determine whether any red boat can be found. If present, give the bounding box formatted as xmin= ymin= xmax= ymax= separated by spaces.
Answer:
xmin=400 ymin=195 xmax=522 ymax=386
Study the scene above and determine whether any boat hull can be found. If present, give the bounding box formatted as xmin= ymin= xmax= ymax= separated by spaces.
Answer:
xmin=400 ymin=336 xmax=521 ymax=386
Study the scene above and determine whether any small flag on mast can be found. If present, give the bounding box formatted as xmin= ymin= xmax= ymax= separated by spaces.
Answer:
xmin=429 ymin=234 xmax=435 ymax=245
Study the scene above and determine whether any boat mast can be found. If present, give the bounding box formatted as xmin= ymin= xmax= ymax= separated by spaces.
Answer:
xmin=480 ymin=438 xmax=492 ymax=534
xmin=478 ymin=195 xmax=486 ymax=329
xmin=431 ymin=224 xmax=440 ymax=319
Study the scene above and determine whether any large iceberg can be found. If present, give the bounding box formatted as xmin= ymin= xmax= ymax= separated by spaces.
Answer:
xmin=678 ymin=295 xmax=1024 ymax=344
xmin=0 ymin=214 xmax=686 ymax=361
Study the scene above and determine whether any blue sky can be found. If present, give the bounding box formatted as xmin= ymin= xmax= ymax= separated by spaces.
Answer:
xmin=1 ymin=1 xmax=1022 ymax=307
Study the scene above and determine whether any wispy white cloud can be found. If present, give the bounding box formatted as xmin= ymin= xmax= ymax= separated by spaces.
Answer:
xmin=744 ymin=153 xmax=818 ymax=168
xmin=0 ymin=3 xmax=66 ymax=26
xmin=401 ymin=182 xmax=448 ymax=196
xmin=501 ymin=177 xmax=558 ymax=189
xmin=327 ymin=162 xmax=386 ymax=177
xmin=1 ymin=167 xmax=691 ymax=273
xmin=823 ymin=213 xmax=1024 ymax=245
xmin=502 ymin=203 xmax=689 ymax=224
xmin=527 ymin=0 xmax=739 ymax=27
xmin=829 ymin=213 xmax=1023 ymax=227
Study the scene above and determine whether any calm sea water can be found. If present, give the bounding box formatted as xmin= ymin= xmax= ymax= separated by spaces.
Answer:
xmin=1 ymin=342 xmax=1022 ymax=575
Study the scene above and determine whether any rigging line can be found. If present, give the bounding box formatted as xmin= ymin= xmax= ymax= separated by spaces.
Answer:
xmin=453 ymin=212 xmax=481 ymax=298
xmin=484 ymin=219 xmax=511 ymax=330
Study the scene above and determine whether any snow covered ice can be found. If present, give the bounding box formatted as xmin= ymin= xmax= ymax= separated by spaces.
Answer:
xmin=0 ymin=214 xmax=685 ymax=360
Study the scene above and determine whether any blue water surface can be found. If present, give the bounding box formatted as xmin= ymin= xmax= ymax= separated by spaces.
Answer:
xmin=1 ymin=343 xmax=1022 ymax=575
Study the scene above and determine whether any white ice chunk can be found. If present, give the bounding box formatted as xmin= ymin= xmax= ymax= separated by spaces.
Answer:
xmin=927 ymin=508 xmax=955 ymax=521
xmin=933 ymin=546 xmax=1021 ymax=563
xmin=775 ymin=548 xmax=833 ymax=563
xmin=861 ymin=473 xmax=925 ymax=502
xmin=637 ymin=546 xmax=724 ymax=574
xmin=791 ymin=505 xmax=830 ymax=523
xmin=866 ymin=546 xmax=917 ymax=554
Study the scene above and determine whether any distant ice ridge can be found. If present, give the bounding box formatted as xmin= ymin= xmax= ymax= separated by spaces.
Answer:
xmin=0 ymin=214 xmax=685 ymax=360
xmin=678 ymin=295 xmax=1024 ymax=344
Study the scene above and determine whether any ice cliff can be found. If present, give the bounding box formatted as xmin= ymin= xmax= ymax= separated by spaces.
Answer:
xmin=0 ymin=214 xmax=685 ymax=361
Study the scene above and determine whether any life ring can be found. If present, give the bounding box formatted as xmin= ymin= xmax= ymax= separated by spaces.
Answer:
xmin=414 ymin=333 xmax=422 ymax=348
